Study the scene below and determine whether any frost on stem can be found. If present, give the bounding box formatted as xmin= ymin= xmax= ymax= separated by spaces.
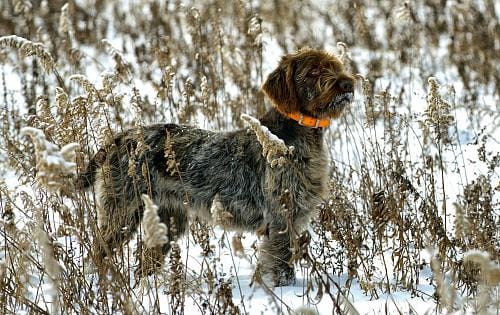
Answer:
xmin=241 ymin=113 xmax=294 ymax=168
xmin=21 ymin=127 xmax=79 ymax=192
xmin=141 ymin=194 xmax=168 ymax=249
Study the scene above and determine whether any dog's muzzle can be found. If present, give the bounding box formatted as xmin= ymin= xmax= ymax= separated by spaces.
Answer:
xmin=328 ymin=92 xmax=354 ymax=110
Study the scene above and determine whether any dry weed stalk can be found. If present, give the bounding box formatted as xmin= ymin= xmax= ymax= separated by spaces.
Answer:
xmin=425 ymin=77 xmax=454 ymax=144
xmin=167 ymin=237 xmax=186 ymax=314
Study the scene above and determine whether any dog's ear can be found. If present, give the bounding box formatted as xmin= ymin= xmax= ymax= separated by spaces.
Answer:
xmin=262 ymin=56 xmax=299 ymax=113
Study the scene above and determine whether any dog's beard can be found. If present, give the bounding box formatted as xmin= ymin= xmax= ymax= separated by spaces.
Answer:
xmin=326 ymin=92 xmax=353 ymax=111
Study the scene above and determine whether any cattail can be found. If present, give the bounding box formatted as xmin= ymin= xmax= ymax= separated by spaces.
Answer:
xmin=241 ymin=113 xmax=293 ymax=167
xmin=141 ymin=194 xmax=168 ymax=249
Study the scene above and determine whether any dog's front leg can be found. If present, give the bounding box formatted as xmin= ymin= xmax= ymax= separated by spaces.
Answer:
xmin=257 ymin=221 xmax=295 ymax=286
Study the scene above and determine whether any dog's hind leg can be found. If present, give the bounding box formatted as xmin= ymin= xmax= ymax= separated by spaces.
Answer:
xmin=92 ymin=198 xmax=142 ymax=269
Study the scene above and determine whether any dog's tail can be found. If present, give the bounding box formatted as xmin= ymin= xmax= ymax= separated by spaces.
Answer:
xmin=75 ymin=148 xmax=107 ymax=189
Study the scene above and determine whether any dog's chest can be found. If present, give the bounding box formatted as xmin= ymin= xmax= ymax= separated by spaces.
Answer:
xmin=293 ymin=144 xmax=329 ymax=198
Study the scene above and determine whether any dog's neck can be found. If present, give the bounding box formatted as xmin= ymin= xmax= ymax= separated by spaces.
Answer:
xmin=259 ymin=108 xmax=325 ymax=145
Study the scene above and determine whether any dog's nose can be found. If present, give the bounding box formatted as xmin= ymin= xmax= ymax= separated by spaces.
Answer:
xmin=339 ymin=79 xmax=354 ymax=93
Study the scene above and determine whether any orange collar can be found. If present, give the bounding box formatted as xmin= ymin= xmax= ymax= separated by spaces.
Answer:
xmin=286 ymin=112 xmax=330 ymax=128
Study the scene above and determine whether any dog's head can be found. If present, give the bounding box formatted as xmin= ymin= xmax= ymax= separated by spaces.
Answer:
xmin=262 ymin=48 xmax=355 ymax=119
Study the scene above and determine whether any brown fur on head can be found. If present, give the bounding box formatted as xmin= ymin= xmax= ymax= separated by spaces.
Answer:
xmin=262 ymin=48 xmax=356 ymax=119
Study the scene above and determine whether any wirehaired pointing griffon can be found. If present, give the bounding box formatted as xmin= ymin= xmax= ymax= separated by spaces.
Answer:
xmin=78 ymin=48 xmax=355 ymax=286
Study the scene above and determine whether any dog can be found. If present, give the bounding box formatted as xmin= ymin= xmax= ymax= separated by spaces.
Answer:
xmin=77 ymin=48 xmax=355 ymax=286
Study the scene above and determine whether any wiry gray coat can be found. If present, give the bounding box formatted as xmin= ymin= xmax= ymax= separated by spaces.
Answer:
xmin=78 ymin=48 xmax=355 ymax=286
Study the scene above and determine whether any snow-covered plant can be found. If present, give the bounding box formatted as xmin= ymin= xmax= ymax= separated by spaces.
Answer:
xmin=463 ymin=250 xmax=500 ymax=314
xmin=0 ymin=35 xmax=55 ymax=72
xmin=102 ymin=39 xmax=132 ymax=83
xmin=141 ymin=194 xmax=168 ymax=249
xmin=34 ymin=222 xmax=62 ymax=313
xmin=21 ymin=127 xmax=79 ymax=192
xmin=463 ymin=250 xmax=500 ymax=286
xmin=241 ymin=113 xmax=294 ymax=167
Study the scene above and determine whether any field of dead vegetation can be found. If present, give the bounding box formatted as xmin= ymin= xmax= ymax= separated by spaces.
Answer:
xmin=0 ymin=0 xmax=498 ymax=314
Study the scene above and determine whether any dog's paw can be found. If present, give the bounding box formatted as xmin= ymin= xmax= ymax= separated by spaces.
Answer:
xmin=274 ymin=267 xmax=296 ymax=287
xmin=256 ymin=264 xmax=296 ymax=287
